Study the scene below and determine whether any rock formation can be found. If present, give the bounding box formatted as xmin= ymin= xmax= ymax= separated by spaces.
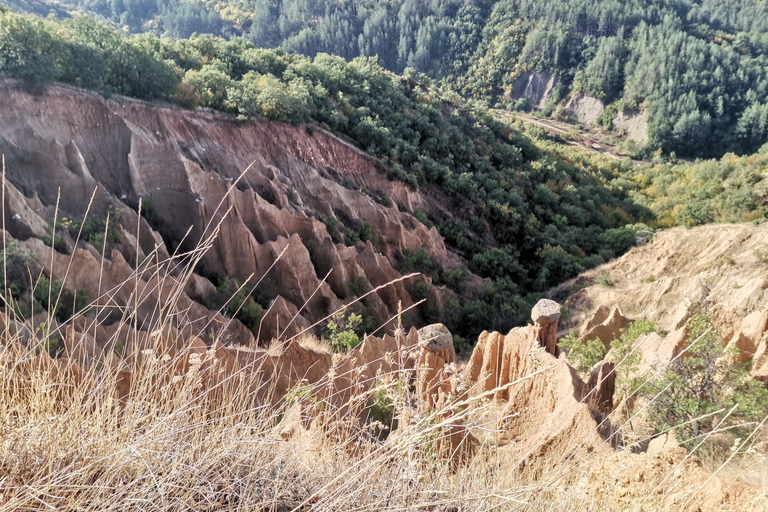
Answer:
xmin=465 ymin=301 xmax=608 ymax=472
xmin=415 ymin=323 xmax=457 ymax=411
xmin=531 ymin=298 xmax=562 ymax=355
xmin=0 ymin=78 xmax=468 ymax=344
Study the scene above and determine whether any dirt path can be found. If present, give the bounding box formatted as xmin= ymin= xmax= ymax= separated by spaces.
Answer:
xmin=493 ymin=109 xmax=648 ymax=164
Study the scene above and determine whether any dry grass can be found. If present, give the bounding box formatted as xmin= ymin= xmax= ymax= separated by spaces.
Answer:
xmin=0 ymin=158 xmax=767 ymax=511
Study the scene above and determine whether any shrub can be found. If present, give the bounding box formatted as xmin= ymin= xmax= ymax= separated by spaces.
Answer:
xmin=401 ymin=246 xmax=433 ymax=274
xmin=559 ymin=330 xmax=606 ymax=376
xmin=440 ymin=267 xmax=468 ymax=292
xmin=324 ymin=310 xmax=362 ymax=352
xmin=644 ymin=313 xmax=768 ymax=449
xmin=413 ymin=208 xmax=429 ymax=226
xmin=344 ymin=229 xmax=360 ymax=247
xmin=610 ymin=319 xmax=655 ymax=397
xmin=212 ymin=277 xmax=263 ymax=331
xmin=1 ymin=241 xmax=36 ymax=297
xmin=410 ymin=282 xmax=429 ymax=302
xmin=34 ymin=275 xmax=89 ymax=323
xmin=322 ymin=215 xmax=338 ymax=234
xmin=349 ymin=277 xmax=368 ymax=298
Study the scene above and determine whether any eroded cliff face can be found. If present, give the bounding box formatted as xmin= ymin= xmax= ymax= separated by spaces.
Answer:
xmin=0 ymin=79 xmax=469 ymax=343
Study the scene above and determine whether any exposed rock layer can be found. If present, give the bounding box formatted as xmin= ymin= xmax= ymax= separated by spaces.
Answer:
xmin=0 ymin=79 xmax=468 ymax=343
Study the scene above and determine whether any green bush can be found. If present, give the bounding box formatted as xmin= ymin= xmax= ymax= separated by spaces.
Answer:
xmin=34 ymin=275 xmax=89 ymax=323
xmin=644 ymin=313 xmax=768 ymax=449
xmin=610 ymin=319 xmax=655 ymax=397
xmin=324 ymin=310 xmax=362 ymax=352
xmin=1 ymin=241 xmax=36 ymax=298
xmin=401 ymin=246 xmax=433 ymax=274
xmin=349 ymin=277 xmax=368 ymax=298
xmin=599 ymin=272 xmax=614 ymax=287
xmin=559 ymin=330 xmax=607 ymax=376
xmin=211 ymin=277 xmax=263 ymax=331
xmin=410 ymin=282 xmax=429 ymax=302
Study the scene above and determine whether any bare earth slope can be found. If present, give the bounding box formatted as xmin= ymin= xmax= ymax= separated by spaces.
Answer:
xmin=0 ymin=79 xmax=469 ymax=343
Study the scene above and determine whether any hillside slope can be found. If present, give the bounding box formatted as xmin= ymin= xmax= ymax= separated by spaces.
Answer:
xmin=0 ymin=78 xmax=469 ymax=343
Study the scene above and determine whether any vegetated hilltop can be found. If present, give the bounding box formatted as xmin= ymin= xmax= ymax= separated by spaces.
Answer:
xmin=9 ymin=0 xmax=768 ymax=158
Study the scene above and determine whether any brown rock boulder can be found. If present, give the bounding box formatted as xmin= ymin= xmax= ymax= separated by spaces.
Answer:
xmin=751 ymin=333 xmax=768 ymax=384
xmin=466 ymin=330 xmax=505 ymax=395
xmin=740 ymin=309 xmax=768 ymax=348
xmin=725 ymin=331 xmax=755 ymax=363
xmin=532 ymin=299 xmax=561 ymax=355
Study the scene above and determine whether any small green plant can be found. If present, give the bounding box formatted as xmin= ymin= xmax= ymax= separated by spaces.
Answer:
xmin=1 ymin=241 xmax=36 ymax=298
xmin=324 ymin=310 xmax=362 ymax=352
xmin=413 ymin=208 xmax=429 ymax=226
xmin=40 ymin=234 xmax=66 ymax=253
xmin=410 ymin=282 xmax=429 ymax=302
xmin=599 ymin=272 xmax=614 ymax=287
xmin=35 ymin=322 xmax=62 ymax=357
xmin=716 ymin=257 xmax=734 ymax=267
xmin=358 ymin=221 xmax=373 ymax=243
xmin=440 ymin=267 xmax=468 ymax=292
xmin=452 ymin=334 xmax=469 ymax=357
xmin=33 ymin=275 xmax=89 ymax=323
xmin=610 ymin=319 xmax=655 ymax=397
xmin=322 ymin=215 xmax=338 ymax=234
xmin=559 ymin=330 xmax=607 ymax=376
xmin=401 ymin=246 xmax=434 ymax=274
xmin=643 ymin=275 xmax=656 ymax=283
xmin=140 ymin=197 xmax=159 ymax=225
xmin=211 ymin=277 xmax=263 ymax=331
xmin=349 ymin=277 xmax=368 ymax=298
xmin=61 ymin=207 xmax=124 ymax=249
xmin=344 ymin=229 xmax=360 ymax=246
xmin=366 ymin=385 xmax=397 ymax=440
xmin=283 ymin=380 xmax=323 ymax=410
xmin=379 ymin=195 xmax=392 ymax=208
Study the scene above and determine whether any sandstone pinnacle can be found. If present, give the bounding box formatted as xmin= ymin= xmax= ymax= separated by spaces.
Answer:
xmin=531 ymin=299 xmax=562 ymax=323
xmin=417 ymin=323 xmax=453 ymax=352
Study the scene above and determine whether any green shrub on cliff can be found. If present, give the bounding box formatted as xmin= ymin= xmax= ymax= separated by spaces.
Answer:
xmin=644 ymin=313 xmax=768 ymax=449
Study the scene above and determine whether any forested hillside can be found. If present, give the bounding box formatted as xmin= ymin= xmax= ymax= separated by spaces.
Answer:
xmin=8 ymin=0 xmax=768 ymax=158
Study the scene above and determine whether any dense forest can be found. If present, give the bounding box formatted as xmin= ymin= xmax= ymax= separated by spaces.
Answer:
xmin=1 ymin=4 xmax=766 ymax=338
xmin=7 ymin=0 xmax=768 ymax=158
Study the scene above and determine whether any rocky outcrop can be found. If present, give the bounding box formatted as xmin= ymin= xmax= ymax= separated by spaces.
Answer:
xmin=563 ymin=94 xmax=605 ymax=125
xmin=465 ymin=302 xmax=607 ymax=471
xmin=587 ymin=360 xmax=616 ymax=412
xmin=561 ymin=224 xmax=768 ymax=337
xmin=531 ymin=299 xmax=561 ymax=355
xmin=0 ymin=79 xmax=467 ymax=343
xmin=510 ymin=72 xmax=559 ymax=109
xmin=613 ymin=109 xmax=647 ymax=142
xmin=580 ymin=305 xmax=628 ymax=349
